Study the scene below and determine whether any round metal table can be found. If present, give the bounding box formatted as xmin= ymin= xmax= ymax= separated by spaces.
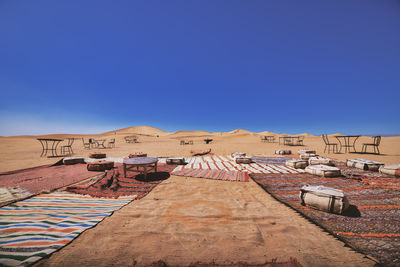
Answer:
xmin=123 ymin=157 xmax=158 ymax=180
xmin=37 ymin=138 xmax=64 ymax=157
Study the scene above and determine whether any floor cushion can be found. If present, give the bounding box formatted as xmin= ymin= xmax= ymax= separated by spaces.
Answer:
xmin=309 ymin=157 xmax=334 ymax=166
xmin=305 ymin=165 xmax=341 ymax=177
xmin=275 ymin=150 xmax=291 ymax=155
xmin=63 ymin=157 xmax=85 ymax=165
xmin=379 ymin=164 xmax=400 ymax=177
xmin=231 ymin=152 xmax=246 ymax=158
xmin=128 ymin=153 xmax=147 ymax=158
xmin=166 ymin=157 xmax=185 ymax=165
xmin=87 ymin=161 xmax=114 ymax=171
xmin=298 ymin=149 xmax=316 ymax=155
xmin=346 ymin=159 xmax=384 ymax=171
xmin=235 ymin=157 xmax=252 ymax=164
xmin=300 ymin=185 xmax=349 ymax=214
xmin=300 ymin=153 xmax=317 ymax=160
xmin=88 ymin=152 xmax=106 ymax=159
xmin=285 ymin=159 xmax=308 ymax=169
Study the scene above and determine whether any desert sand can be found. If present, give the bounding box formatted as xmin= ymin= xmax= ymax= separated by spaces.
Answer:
xmin=1 ymin=126 xmax=399 ymax=266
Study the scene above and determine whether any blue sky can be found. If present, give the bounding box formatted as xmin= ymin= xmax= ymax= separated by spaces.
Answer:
xmin=1 ymin=0 xmax=399 ymax=136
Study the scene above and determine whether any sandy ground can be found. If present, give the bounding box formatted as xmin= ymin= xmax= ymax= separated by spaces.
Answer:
xmin=35 ymin=177 xmax=374 ymax=267
xmin=1 ymin=127 xmax=398 ymax=266
xmin=0 ymin=129 xmax=399 ymax=172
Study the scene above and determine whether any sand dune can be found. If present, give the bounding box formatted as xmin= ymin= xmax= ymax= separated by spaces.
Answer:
xmin=104 ymin=126 xmax=168 ymax=136
xmin=228 ymin=129 xmax=255 ymax=135
xmin=167 ymin=130 xmax=214 ymax=138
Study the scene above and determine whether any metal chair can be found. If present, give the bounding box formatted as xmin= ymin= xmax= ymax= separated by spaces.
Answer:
xmin=322 ymin=134 xmax=338 ymax=153
xmin=108 ymin=138 xmax=116 ymax=148
xmin=362 ymin=136 xmax=381 ymax=154
xmin=61 ymin=138 xmax=74 ymax=155
xmin=82 ymin=138 xmax=91 ymax=149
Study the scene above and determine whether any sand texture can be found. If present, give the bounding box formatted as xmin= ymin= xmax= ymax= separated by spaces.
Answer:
xmin=34 ymin=176 xmax=374 ymax=267
xmin=0 ymin=129 xmax=399 ymax=173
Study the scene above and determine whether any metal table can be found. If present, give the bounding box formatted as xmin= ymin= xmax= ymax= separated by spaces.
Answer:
xmin=335 ymin=135 xmax=360 ymax=153
xmin=37 ymin=138 xmax=64 ymax=157
xmin=94 ymin=139 xmax=106 ymax=149
xmin=261 ymin=136 xmax=275 ymax=143
xmin=123 ymin=157 xmax=158 ymax=180
xmin=279 ymin=136 xmax=300 ymax=146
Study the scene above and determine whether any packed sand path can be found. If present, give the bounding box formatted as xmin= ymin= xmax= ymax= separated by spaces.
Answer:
xmin=35 ymin=176 xmax=374 ymax=266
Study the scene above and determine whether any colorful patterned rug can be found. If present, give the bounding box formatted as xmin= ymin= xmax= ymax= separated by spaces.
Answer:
xmin=0 ymin=192 xmax=134 ymax=267
xmin=251 ymin=164 xmax=400 ymax=266
xmin=0 ymin=165 xmax=103 ymax=206
xmin=67 ymin=163 xmax=176 ymax=199
xmin=172 ymin=155 xmax=303 ymax=174
xmin=171 ymin=169 xmax=250 ymax=182
xmin=251 ymin=156 xmax=293 ymax=165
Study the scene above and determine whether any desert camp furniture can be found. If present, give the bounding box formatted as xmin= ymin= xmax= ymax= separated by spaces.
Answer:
xmin=300 ymin=153 xmax=317 ymax=160
xmin=279 ymin=136 xmax=303 ymax=146
xmin=82 ymin=138 xmax=91 ymax=149
xmin=346 ymin=158 xmax=384 ymax=171
xmin=124 ymin=136 xmax=138 ymax=143
xmin=305 ymin=165 xmax=341 ymax=177
xmin=94 ymin=139 xmax=107 ymax=149
xmin=285 ymin=159 xmax=309 ymax=169
xmin=63 ymin=157 xmax=85 ymax=165
xmin=166 ymin=157 xmax=185 ymax=165
xmin=107 ymin=138 xmax=115 ymax=148
xmin=261 ymin=136 xmax=275 ymax=143
xmin=87 ymin=161 xmax=114 ymax=171
xmin=128 ymin=152 xmax=147 ymax=158
xmin=123 ymin=157 xmax=158 ymax=180
xmin=37 ymin=138 xmax=63 ymax=157
xmin=361 ymin=136 xmax=381 ymax=154
xmin=298 ymin=149 xmax=316 ymax=155
xmin=204 ymin=138 xmax=213 ymax=144
xmin=275 ymin=149 xmax=291 ymax=155
xmin=379 ymin=164 xmax=400 ymax=177
xmin=231 ymin=152 xmax=246 ymax=158
xmin=60 ymin=138 xmax=74 ymax=156
xmin=235 ymin=157 xmax=252 ymax=164
xmin=322 ymin=135 xmax=338 ymax=154
xmin=308 ymin=157 xmax=334 ymax=166
xmin=300 ymin=185 xmax=349 ymax=214
xmin=180 ymin=140 xmax=193 ymax=145
xmin=335 ymin=135 xmax=360 ymax=153
xmin=89 ymin=152 xmax=106 ymax=159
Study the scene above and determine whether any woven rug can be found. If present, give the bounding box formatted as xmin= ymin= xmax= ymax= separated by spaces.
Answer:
xmin=0 ymin=187 xmax=31 ymax=206
xmin=251 ymin=156 xmax=293 ymax=165
xmin=0 ymin=165 xmax=102 ymax=206
xmin=251 ymin=165 xmax=400 ymax=266
xmin=172 ymin=155 xmax=303 ymax=174
xmin=67 ymin=163 xmax=176 ymax=199
xmin=171 ymin=169 xmax=250 ymax=182
xmin=0 ymin=192 xmax=133 ymax=267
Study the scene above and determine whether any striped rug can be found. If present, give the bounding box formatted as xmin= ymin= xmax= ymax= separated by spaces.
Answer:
xmin=171 ymin=169 xmax=250 ymax=182
xmin=172 ymin=155 xmax=304 ymax=174
xmin=0 ymin=192 xmax=134 ymax=266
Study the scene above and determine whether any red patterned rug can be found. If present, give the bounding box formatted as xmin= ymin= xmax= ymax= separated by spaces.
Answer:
xmin=251 ymin=163 xmax=400 ymax=266
xmin=67 ymin=163 xmax=177 ymax=199
xmin=171 ymin=168 xmax=250 ymax=182
xmin=0 ymin=164 xmax=102 ymax=206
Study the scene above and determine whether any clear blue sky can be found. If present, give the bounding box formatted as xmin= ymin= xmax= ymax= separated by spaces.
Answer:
xmin=1 ymin=0 xmax=399 ymax=136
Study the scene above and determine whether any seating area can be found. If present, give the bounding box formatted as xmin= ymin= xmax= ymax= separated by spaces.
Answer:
xmin=260 ymin=135 xmax=275 ymax=143
xmin=124 ymin=136 xmax=138 ymax=143
xmin=321 ymin=135 xmax=382 ymax=154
